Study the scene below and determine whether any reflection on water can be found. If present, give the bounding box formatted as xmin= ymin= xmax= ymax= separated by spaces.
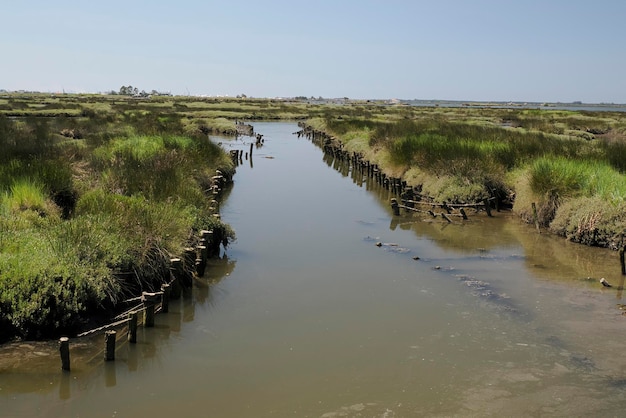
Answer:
xmin=2 ymin=123 xmax=626 ymax=417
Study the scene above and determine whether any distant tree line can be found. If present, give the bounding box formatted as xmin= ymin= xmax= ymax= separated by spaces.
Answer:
xmin=110 ymin=86 xmax=171 ymax=97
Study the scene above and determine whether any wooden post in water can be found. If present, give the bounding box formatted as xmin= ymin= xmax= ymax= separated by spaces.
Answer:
xmin=460 ymin=208 xmax=468 ymax=220
xmin=161 ymin=283 xmax=170 ymax=313
xmin=143 ymin=292 xmax=158 ymax=327
xmin=531 ymin=203 xmax=540 ymax=233
xmin=441 ymin=212 xmax=452 ymax=223
xmin=202 ymin=229 xmax=218 ymax=257
xmin=249 ymin=142 xmax=253 ymax=158
xmin=169 ymin=258 xmax=182 ymax=299
xmin=184 ymin=247 xmax=196 ymax=273
xmin=59 ymin=337 xmax=70 ymax=371
xmin=196 ymin=244 xmax=208 ymax=277
xmin=104 ymin=330 xmax=116 ymax=361
xmin=183 ymin=247 xmax=196 ymax=294
xmin=483 ymin=198 xmax=492 ymax=217
xmin=620 ymin=246 xmax=625 ymax=275
xmin=390 ymin=198 xmax=400 ymax=216
xmin=128 ymin=311 xmax=138 ymax=343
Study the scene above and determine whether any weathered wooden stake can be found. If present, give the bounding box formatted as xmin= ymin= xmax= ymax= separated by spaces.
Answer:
xmin=483 ymin=198 xmax=492 ymax=217
xmin=59 ymin=337 xmax=70 ymax=371
xmin=202 ymin=229 xmax=217 ymax=257
xmin=197 ymin=244 xmax=208 ymax=277
xmin=441 ymin=212 xmax=452 ymax=223
xmin=620 ymin=246 xmax=625 ymax=275
xmin=161 ymin=283 xmax=170 ymax=313
xmin=390 ymin=198 xmax=400 ymax=216
xmin=170 ymin=258 xmax=183 ymax=299
xmin=128 ymin=311 xmax=138 ymax=343
xmin=183 ymin=247 xmax=196 ymax=294
xmin=249 ymin=142 xmax=253 ymax=158
xmin=184 ymin=247 xmax=196 ymax=273
xmin=531 ymin=202 xmax=540 ymax=233
xmin=460 ymin=208 xmax=468 ymax=220
xmin=104 ymin=330 xmax=116 ymax=361
xmin=143 ymin=292 xmax=156 ymax=327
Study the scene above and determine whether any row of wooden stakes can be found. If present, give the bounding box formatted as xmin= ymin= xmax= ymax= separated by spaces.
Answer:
xmin=57 ymin=171 xmax=229 ymax=371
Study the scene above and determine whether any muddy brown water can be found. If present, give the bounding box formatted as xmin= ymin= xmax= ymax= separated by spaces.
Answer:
xmin=2 ymin=122 xmax=626 ymax=417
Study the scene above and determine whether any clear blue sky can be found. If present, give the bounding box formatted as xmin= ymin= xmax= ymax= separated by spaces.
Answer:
xmin=2 ymin=0 xmax=625 ymax=103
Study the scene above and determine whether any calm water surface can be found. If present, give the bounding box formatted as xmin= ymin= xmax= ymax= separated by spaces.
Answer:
xmin=2 ymin=122 xmax=626 ymax=417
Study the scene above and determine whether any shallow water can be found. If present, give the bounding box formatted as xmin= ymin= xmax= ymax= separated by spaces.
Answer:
xmin=2 ymin=122 xmax=626 ymax=417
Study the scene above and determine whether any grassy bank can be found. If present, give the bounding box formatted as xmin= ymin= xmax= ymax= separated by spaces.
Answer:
xmin=305 ymin=107 xmax=626 ymax=249
xmin=0 ymin=99 xmax=237 ymax=341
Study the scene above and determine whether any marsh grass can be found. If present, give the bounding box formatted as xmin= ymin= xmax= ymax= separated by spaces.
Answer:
xmin=529 ymin=156 xmax=626 ymax=203
xmin=0 ymin=99 xmax=237 ymax=341
xmin=550 ymin=196 xmax=626 ymax=248
xmin=3 ymin=93 xmax=626 ymax=339
xmin=319 ymin=117 xmax=594 ymax=203
xmin=1 ymin=179 xmax=50 ymax=214
xmin=312 ymin=110 xmax=626 ymax=248
xmin=597 ymin=139 xmax=626 ymax=173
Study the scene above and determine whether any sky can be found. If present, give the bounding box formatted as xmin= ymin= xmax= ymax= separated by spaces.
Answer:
xmin=1 ymin=0 xmax=625 ymax=103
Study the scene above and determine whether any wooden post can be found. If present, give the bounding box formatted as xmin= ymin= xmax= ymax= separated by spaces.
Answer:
xmin=161 ymin=283 xmax=170 ymax=313
xmin=390 ymin=198 xmax=400 ymax=216
xmin=143 ymin=292 xmax=156 ymax=327
xmin=182 ymin=248 xmax=196 ymax=295
xmin=59 ymin=337 xmax=70 ymax=371
xmin=205 ymin=229 xmax=219 ymax=258
xmin=483 ymin=198 xmax=492 ymax=217
xmin=249 ymin=142 xmax=253 ymax=158
xmin=620 ymin=246 xmax=625 ymax=275
xmin=441 ymin=212 xmax=452 ymax=223
xmin=531 ymin=202 xmax=540 ymax=233
xmin=145 ymin=302 xmax=155 ymax=327
xmin=128 ymin=311 xmax=138 ymax=343
xmin=104 ymin=330 xmax=116 ymax=361
xmin=460 ymin=208 xmax=468 ymax=220
xmin=170 ymin=258 xmax=183 ymax=299
xmin=184 ymin=247 xmax=196 ymax=280
xmin=196 ymin=244 xmax=208 ymax=277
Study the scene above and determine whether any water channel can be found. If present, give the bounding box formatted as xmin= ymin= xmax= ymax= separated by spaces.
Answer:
xmin=2 ymin=122 xmax=626 ymax=417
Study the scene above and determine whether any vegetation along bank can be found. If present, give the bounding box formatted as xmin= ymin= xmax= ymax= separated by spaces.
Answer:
xmin=0 ymin=92 xmax=243 ymax=342
xmin=1 ymin=92 xmax=625 ymax=341
xmin=303 ymin=105 xmax=626 ymax=250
